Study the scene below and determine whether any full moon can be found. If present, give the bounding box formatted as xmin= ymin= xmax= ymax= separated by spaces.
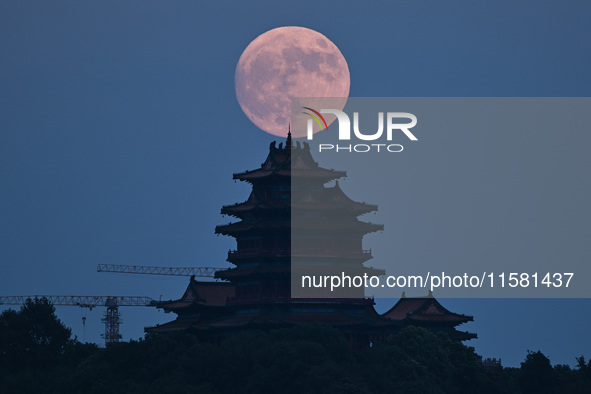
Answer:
xmin=235 ymin=26 xmax=350 ymax=138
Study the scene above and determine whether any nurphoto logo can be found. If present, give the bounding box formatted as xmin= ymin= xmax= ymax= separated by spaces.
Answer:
xmin=303 ymin=106 xmax=418 ymax=153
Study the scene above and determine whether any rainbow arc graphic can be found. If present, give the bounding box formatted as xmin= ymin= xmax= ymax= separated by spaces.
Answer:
xmin=302 ymin=107 xmax=328 ymax=131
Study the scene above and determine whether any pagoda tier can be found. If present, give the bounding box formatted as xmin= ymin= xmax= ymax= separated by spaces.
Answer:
xmin=225 ymin=249 xmax=377 ymax=264
xmin=232 ymin=140 xmax=346 ymax=184
xmin=222 ymin=181 xmax=377 ymax=219
xmin=216 ymin=220 xmax=382 ymax=238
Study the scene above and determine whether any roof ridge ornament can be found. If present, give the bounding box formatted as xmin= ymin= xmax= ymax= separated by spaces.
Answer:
xmin=286 ymin=126 xmax=292 ymax=150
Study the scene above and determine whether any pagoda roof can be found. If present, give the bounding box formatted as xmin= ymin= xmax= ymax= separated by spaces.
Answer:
xmin=292 ymin=181 xmax=378 ymax=215
xmin=215 ymin=219 xmax=289 ymax=235
xmin=220 ymin=191 xmax=289 ymax=216
xmin=148 ymin=304 xmax=476 ymax=339
xmin=235 ymin=168 xmax=345 ymax=181
xmin=147 ymin=319 xmax=195 ymax=333
xmin=382 ymin=292 xmax=473 ymax=325
xmin=148 ymin=309 xmax=388 ymax=333
xmin=447 ymin=330 xmax=478 ymax=341
xmin=233 ymin=140 xmax=346 ymax=182
xmin=221 ymin=181 xmax=377 ymax=218
xmin=176 ymin=300 xmax=391 ymax=330
xmin=291 ymin=219 xmax=384 ymax=234
xmin=148 ymin=296 xmax=391 ymax=333
xmin=216 ymin=218 xmax=382 ymax=236
xmin=158 ymin=277 xmax=235 ymax=311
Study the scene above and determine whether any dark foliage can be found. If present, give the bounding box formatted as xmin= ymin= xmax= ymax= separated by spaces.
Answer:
xmin=520 ymin=350 xmax=554 ymax=393
xmin=1 ymin=300 xmax=590 ymax=393
xmin=358 ymin=326 xmax=487 ymax=393
xmin=0 ymin=298 xmax=73 ymax=372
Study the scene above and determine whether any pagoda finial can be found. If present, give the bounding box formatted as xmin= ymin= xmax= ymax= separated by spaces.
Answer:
xmin=286 ymin=125 xmax=292 ymax=150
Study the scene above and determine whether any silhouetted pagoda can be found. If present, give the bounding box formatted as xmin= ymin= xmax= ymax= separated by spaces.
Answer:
xmin=147 ymin=133 xmax=475 ymax=347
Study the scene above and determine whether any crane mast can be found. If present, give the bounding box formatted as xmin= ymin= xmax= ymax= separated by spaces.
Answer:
xmin=0 ymin=295 xmax=155 ymax=345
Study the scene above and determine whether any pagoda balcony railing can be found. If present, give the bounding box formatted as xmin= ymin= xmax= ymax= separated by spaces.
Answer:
xmin=228 ymin=248 xmax=372 ymax=258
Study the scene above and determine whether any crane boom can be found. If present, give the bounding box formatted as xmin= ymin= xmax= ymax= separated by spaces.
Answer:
xmin=97 ymin=264 xmax=223 ymax=277
xmin=0 ymin=295 xmax=155 ymax=307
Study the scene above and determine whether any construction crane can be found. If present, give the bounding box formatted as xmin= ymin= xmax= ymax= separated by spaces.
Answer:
xmin=0 ymin=295 xmax=156 ymax=345
xmin=97 ymin=264 xmax=224 ymax=277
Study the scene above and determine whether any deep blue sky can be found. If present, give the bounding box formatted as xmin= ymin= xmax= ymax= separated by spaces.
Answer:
xmin=1 ymin=1 xmax=590 ymax=367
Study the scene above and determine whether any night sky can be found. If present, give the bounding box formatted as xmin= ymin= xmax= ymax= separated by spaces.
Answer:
xmin=1 ymin=1 xmax=590 ymax=367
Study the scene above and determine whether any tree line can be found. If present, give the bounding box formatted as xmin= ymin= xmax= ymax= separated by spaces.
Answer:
xmin=0 ymin=298 xmax=589 ymax=393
